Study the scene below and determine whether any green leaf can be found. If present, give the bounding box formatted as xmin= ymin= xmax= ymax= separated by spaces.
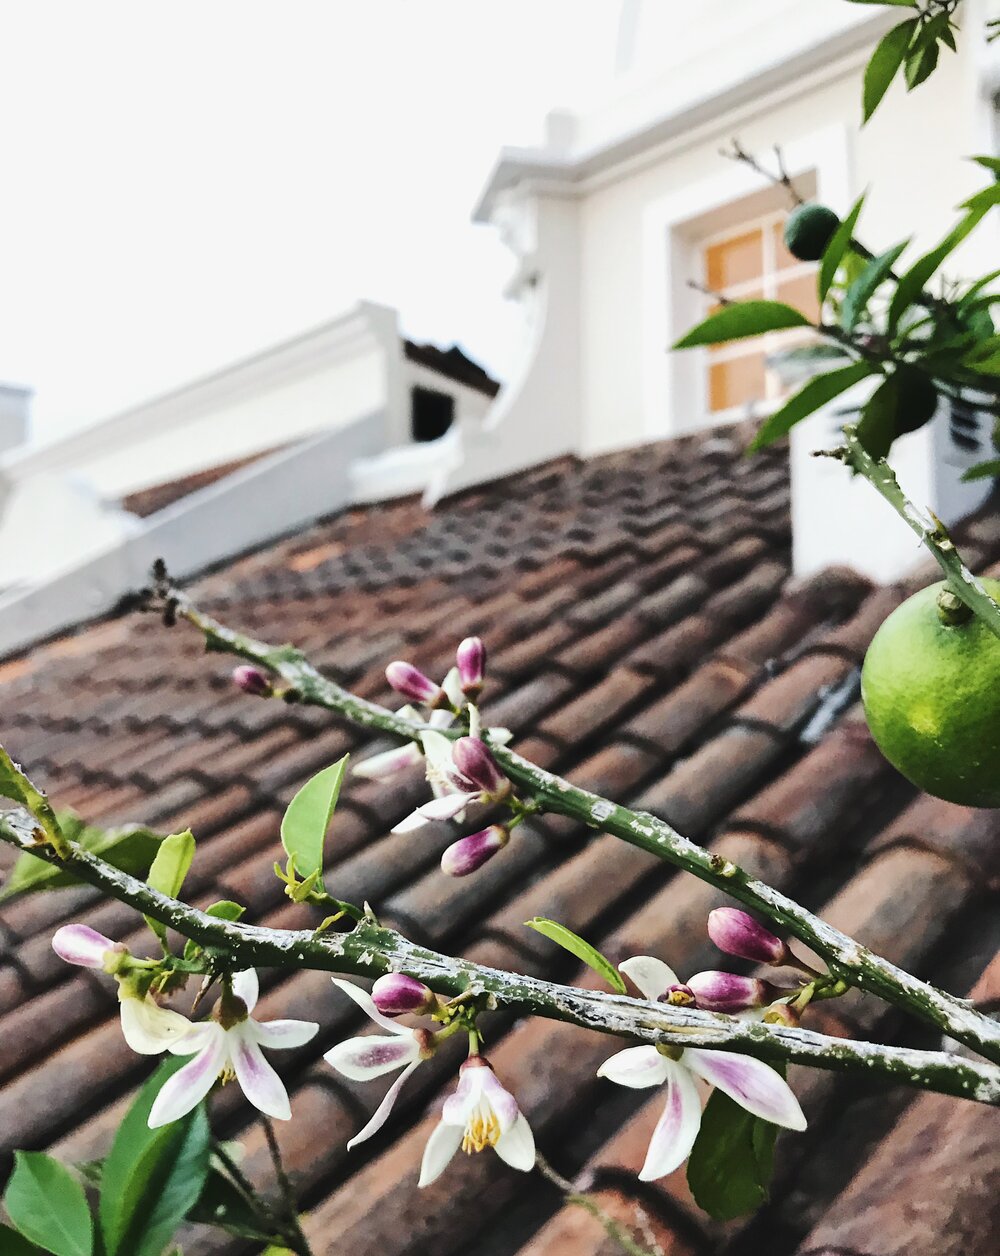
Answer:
xmin=1 ymin=824 xmax=164 ymax=901
xmin=523 ymin=918 xmax=627 ymax=994
xmin=888 ymin=207 xmax=989 ymax=332
xmin=973 ymin=155 xmax=1000 ymax=178
xmin=904 ymin=27 xmax=939 ymax=90
xmin=686 ymin=1084 xmax=781 ymax=1221
xmin=841 ymin=240 xmax=909 ymax=330
xmin=959 ymin=183 xmax=1000 ymax=216
xmin=144 ymin=830 xmax=196 ymax=944
xmin=99 ymin=1057 xmax=194 ymax=1255
xmin=279 ymin=756 xmax=348 ymax=888
xmin=183 ymin=900 xmax=246 ymax=960
xmin=672 ymin=301 xmax=809 ymax=349
xmin=133 ymin=1107 xmax=211 ymax=1256
xmin=0 ymin=1224 xmax=46 ymax=1255
xmin=818 ymin=193 xmax=866 ymax=302
xmin=4 ymin=1152 xmax=94 ymax=1256
xmin=963 ymin=459 xmax=1000 ymax=482
xmin=188 ymin=1167 xmax=280 ymax=1243
xmin=862 ymin=18 xmax=917 ymax=122
xmin=0 ymin=747 xmax=64 ymax=851
xmin=749 ymin=361 xmax=874 ymax=451
xmin=855 ymin=373 xmax=900 ymax=459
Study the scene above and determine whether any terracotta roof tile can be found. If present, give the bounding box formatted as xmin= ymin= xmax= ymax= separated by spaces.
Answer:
xmin=2 ymin=422 xmax=999 ymax=1253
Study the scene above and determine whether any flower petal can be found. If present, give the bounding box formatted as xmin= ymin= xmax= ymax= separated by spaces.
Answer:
xmin=119 ymin=996 xmax=194 ymax=1055
xmin=352 ymin=744 xmax=422 ymax=781
xmin=148 ymin=1032 xmax=227 ymax=1127
xmin=166 ymin=1021 xmax=218 ymax=1056
xmin=230 ymin=1025 xmax=292 ymax=1120
xmin=683 ymin=1049 xmax=807 ymax=1130
xmin=324 ymin=1034 xmax=419 ymax=1081
xmin=418 ymin=1120 xmax=464 ymax=1188
xmin=441 ymin=1065 xmax=483 ymax=1125
xmin=331 ymin=977 xmax=411 ymax=1034
xmin=230 ymin=970 xmax=259 ymax=1014
xmin=494 ymin=1113 xmax=536 ymax=1172
xmin=252 ymin=1019 xmax=319 ymax=1050
xmin=391 ymin=810 xmax=431 ymax=834
xmin=51 ymin=924 xmax=117 ymax=969
xmin=441 ymin=666 xmax=465 ymax=709
xmin=639 ymin=1060 xmax=702 ymax=1181
xmin=346 ymin=1059 xmax=420 ymax=1150
xmin=415 ymin=793 xmax=477 ymax=822
xmin=480 ymin=1067 xmax=520 ymax=1133
xmin=597 ymin=1045 xmax=673 ymax=1090
xmin=619 ymin=956 xmax=680 ymax=1001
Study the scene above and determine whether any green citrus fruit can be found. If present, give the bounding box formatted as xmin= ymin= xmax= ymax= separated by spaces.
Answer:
xmin=783 ymin=204 xmax=841 ymax=262
xmin=861 ymin=579 xmax=1000 ymax=807
xmin=895 ymin=368 xmax=939 ymax=435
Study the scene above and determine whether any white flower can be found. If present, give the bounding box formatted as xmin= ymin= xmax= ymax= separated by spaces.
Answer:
xmin=353 ymin=708 xmax=454 ymax=782
xmin=419 ymin=1057 xmax=535 ymax=1187
xmin=323 ymin=978 xmax=426 ymax=1148
xmin=392 ymin=730 xmax=512 ymax=834
xmin=597 ymin=956 xmax=806 ymax=1182
xmin=147 ymin=970 xmax=318 ymax=1128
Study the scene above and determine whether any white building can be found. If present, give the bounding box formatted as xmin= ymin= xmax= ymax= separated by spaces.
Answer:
xmin=1 ymin=0 xmax=999 ymax=655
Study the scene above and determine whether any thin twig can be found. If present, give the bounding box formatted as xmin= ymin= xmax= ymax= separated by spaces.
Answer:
xmin=261 ymin=1116 xmax=314 ymax=1256
xmin=721 ymin=138 xmax=805 ymax=206
xmin=535 ymin=1153 xmax=658 ymax=1256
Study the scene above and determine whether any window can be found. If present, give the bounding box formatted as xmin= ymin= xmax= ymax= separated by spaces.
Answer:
xmin=410 ymin=386 xmax=455 ymax=442
xmin=701 ymin=212 xmax=819 ymax=415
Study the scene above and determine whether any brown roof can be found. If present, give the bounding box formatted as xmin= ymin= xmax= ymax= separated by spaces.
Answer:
xmin=2 ymin=418 xmax=1000 ymax=1256
xmin=120 ymin=447 xmax=286 ymax=518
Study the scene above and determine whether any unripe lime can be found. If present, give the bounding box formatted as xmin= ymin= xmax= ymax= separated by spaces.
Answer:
xmin=783 ymin=204 xmax=841 ymax=262
xmin=894 ymin=368 xmax=939 ymax=435
xmin=861 ymin=579 xmax=1000 ymax=807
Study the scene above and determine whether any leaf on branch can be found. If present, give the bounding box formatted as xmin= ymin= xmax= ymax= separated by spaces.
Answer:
xmin=0 ymin=821 xmax=166 ymax=902
xmin=973 ymin=155 xmax=1000 ymax=179
xmin=183 ymin=899 xmax=246 ymax=959
xmin=818 ymin=192 xmax=866 ymax=302
xmin=748 ymin=361 xmax=874 ymax=451
xmin=959 ymin=183 xmax=1000 ymax=215
xmin=99 ymin=1058 xmax=211 ymax=1256
xmin=841 ymin=239 xmax=909 ymax=331
xmin=280 ymin=755 xmax=348 ymax=891
xmin=144 ymin=830 xmax=196 ymax=945
xmin=862 ymin=17 xmax=917 ymax=122
xmin=962 ymin=459 xmax=1000 ymax=482
xmin=672 ymin=301 xmax=810 ymax=349
xmin=0 ymin=1223 xmax=47 ymax=1254
xmin=4 ymin=1151 xmax=94 ymax=1256
xmin=904 ymin=26 xmax=940 ymax=90
xmin=0 ymin=746 xmax=65 ymax=852
xmin=888 ymin=207 xmax=990 ymax=332
xmin=523 ymin=918 xmax=627 ymax=994
xmin=686 ymin=1083 xmax=781 ymax=1220
xmin=963 ymin=335 xmax=1000 ymax=376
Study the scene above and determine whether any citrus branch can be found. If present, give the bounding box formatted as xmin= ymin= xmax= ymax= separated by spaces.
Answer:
xmin=830 ymin=426 xmax=1000 ymax=640
xmin=138 ymin=572 xmax=1000 ymax=1065
xmin=1 ymin=807 xmax=999 ymax=1105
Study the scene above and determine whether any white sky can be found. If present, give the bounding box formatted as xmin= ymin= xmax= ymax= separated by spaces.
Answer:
xmin=0 ymin=1 xmax=620 ymax=444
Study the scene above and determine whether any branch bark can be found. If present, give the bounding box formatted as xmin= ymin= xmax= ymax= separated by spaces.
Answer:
xmin=2 ymin=809 xmax=998 ymax=1106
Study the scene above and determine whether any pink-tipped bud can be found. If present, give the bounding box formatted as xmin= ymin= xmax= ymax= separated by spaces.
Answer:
xmin=440 ymin=825 xmax=509 ymax=877
xmin=232 ymin=665 xmax=273 ymax=697
xmin=451 ymin=737 xmax=509 ymax=797
xmin=456 ymin=637 xmax=486 ymax=695
xmin=687 ymin=970 xmax=774 ymax=1014
xmin=707 ymin=908 xmax=788 ymax=965
xmin=52 ymin=924 xmax=126 ymax=971
xmin=385 ymin=661 xmax=444 ymax=707
xmin=372 ymin=973 xmax=436 ymax=1017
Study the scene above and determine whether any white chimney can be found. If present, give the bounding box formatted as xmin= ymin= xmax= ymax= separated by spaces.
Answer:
xmin=789 ymin=389 xmax=994 ymax=584
xmin=0 ymin=385 xmax=31 ymax=456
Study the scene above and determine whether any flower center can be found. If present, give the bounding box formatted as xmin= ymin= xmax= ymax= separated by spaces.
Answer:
xmin=462 ymin=1103 xmax=500 ymax=1154
xmin=219 ymin=1064 xmax=237 ymax=1084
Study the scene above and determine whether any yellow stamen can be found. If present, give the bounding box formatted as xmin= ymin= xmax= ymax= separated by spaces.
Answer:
xmin=462 ymin=1109 xmax=500 ymax=1154
xmin=219 ymin=1065 xmax=236 ymax=1084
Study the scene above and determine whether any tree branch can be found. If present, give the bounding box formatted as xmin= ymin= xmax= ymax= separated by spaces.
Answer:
xmin=2 ymin=808 xmax=998 ymax=1106
xmin=145 ymin=580 xmax=1000 ymax=1067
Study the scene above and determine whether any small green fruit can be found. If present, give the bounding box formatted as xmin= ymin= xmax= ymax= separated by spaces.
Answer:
xmin=784 ymin=203 xmax=841 ymax=262
xmin=894 ymin=368 xmax=938 ymax=435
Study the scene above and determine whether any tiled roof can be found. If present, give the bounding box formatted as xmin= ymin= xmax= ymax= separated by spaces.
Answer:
xmin=120 ymin=446 xmax=286 ymax=518
xmin=2 ymin=418 xmax=1000 ymax=1256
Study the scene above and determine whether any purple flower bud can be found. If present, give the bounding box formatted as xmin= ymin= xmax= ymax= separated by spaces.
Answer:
xmin=372 ymin=973 xmax=436 ymax=1017
xmin=52 ymin=924 xmax=126 ymax=970
xmin=657 ymin=982 xmax=695 ymax=1007
xmin=451 ymin=737 xmax=509 ymax=797
xmin=687 ymin=970 xmax=773 ymax=1013
xmin=456 ymin=637 xmax=486 ymax=694
xmin=440 ymin=825 xmax=509 ymax=877
xmin=385 ymin=661 xmax=444 ymax=707
xmin=707 ymin=907 xmax=788 ymax=965
xmin=232 ymin=665 xmax=273 ymax=697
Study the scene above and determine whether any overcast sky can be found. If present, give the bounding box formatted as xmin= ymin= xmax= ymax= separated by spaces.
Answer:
xmin=0 ymin=2 xmax=620 ymax=444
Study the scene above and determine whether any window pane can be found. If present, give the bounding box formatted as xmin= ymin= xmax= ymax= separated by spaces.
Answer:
xmin=706 ymin=229 xmax=763 ymax=291
xmin=709 ymin=352 xmax=767 ymax=412
xmin=776 ymin=272 xmax=820 ymax=322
